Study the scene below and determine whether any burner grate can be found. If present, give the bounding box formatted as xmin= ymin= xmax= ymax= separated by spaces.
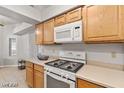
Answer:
xmin=45 ymin=59 xmax=84 ymax=73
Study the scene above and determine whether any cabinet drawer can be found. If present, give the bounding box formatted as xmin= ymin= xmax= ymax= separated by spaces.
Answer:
xmin=26 ymin=62 xmax=33 ymax=68
xmin=55 ymin=14 xmax=66 ymax=26
xmin=34 ymin=64 xmax=44 ymax=73
xmin=66 ymin=7 xmax=82 ymax=23
xmin=77 ymin=78 xmax=104 ymax=88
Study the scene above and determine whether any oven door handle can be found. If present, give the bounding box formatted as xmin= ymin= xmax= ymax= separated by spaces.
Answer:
xmin=46 ymin=71 xmax=75 ymax=83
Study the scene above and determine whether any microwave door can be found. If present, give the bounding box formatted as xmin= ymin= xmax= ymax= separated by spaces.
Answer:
xmin=54 ymin=28 xmax=73 ymax=43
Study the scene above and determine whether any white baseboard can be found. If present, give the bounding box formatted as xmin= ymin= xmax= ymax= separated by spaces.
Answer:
xmin=0 ymin=65 xmax=18 ymax=68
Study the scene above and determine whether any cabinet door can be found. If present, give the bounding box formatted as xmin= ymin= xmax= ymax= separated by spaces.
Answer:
xmin=35 ymin=23 xmax=43 ymax=44
xmin=119 ymin=6 xmax=124 ymax=40
xmin=66 ymin=7 xmax=82 ymax=23
xmin=26 ymin=67 xmax=33 ymax=87
xmin=77 ymin=78 xmax=104 ymax=88
xmin=34 ymin=70 xmax=44 ymax=88
xmin=83 ymin=5 xmax=119 ymax=42
xmin=55 ymin=14 xmax=66 ymax=26
xmin=43 ymin=19 xmax=54 ymax=44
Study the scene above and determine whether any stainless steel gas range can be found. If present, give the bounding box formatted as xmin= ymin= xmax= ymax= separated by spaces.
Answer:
xmin=44 ymin=51 xmax=86 ymax=88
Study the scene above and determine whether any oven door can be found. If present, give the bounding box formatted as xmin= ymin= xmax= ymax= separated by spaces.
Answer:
xmin=44 ymin=71 xmax=75 ymax=88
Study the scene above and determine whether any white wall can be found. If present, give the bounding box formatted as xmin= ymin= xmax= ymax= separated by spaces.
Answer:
xmin=1 ymin=25 xmax=30 ymax=66
xmin=17 ymin=34 xmax=30 ymax=59
xmin=2 ymin=25 xmax=18 ymax=66
xmin=29 ymin=32 xmax=38 ymax=58
xmin=0 ymin=30 xmax=3 ymax=66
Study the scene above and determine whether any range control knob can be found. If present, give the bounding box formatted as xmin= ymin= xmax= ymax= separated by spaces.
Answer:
xmin=46 ymin=69 xmax=49 ymax=72
xmin=65 ymin=75 xmax=69 ymax=79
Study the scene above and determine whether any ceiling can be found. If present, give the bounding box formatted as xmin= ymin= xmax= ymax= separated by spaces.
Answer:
xmin=0 ymin=5 xmax=51 ymax=27
xmin=29 ymin=5 xmax=51 ymax=11
xmin=0 ymin=15 xmax=19 ymax=27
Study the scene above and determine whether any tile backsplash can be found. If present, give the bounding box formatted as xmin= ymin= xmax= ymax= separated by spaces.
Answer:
xmin=38 ymin=43 xmax=124 ymax=66
xmin=29 ymin=32 xmax=124 ymax=70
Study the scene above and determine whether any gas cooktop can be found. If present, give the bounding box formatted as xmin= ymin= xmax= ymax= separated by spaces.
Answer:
xmin=45 ymin=59 xmax=84 ymax=73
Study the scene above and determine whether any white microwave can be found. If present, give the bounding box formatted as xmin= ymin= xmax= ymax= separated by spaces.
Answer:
xmin=54 ymin=20 xmax=83 ymax=43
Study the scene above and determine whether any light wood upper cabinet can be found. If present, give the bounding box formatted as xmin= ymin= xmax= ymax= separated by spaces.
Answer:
xmin=55 ymin=14 xmax=66 ymax=26
xmin=43 ymin=19 xmax=54 ymax=44
xmin=26 ymin=62 xmax=44 ymax=88
xmin=119 ymin=6 xmax=124 ymax=41
xmin=66 ymin=7 xmax=82 ymax=23
xmin=35 ymin=23 xmax=43 ymax=44
xmin=83 ymin=5 xmax=124 ymax=43
xmin=26 ymin=67 xmax=34 ymax=88
xmin=77 ymin=78 xmax=104 ymax=88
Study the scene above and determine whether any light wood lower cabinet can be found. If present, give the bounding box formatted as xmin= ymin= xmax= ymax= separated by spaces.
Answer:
xmin=34 ymin=64 xmax=44 ymax=73
xmin=26 ymin=61 xmax=33 ymax=68
xmin=34 ymin=70 xmax=44 ymax=88
xmin=77 ymin=78 xmax=104 ymax=88
xmin=26 ymin=62 xmax=44 ymax=88
xmin=34 ymin=64 xmax=44 ymax=88
xmin=26 ymin=67 xmax=34 ymax=88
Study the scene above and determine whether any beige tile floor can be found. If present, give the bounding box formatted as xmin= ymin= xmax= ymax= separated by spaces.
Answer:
xmin=0 ymin=67 xmax=28 ymax=88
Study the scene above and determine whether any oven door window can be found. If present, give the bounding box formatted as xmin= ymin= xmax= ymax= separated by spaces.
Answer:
xmin=47 ymin=75 xmax=70 ymax=88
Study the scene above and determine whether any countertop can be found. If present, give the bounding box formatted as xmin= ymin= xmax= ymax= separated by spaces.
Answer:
xmin=25 ymin=57 xmax=59 ymax=66
xmin=26 ymin=57 xmax=124 ymax=88
xmin=76 ymin=65 xmax=124 ymax=88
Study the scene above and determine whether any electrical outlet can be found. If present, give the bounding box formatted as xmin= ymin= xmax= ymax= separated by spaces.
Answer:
xmin=42 ymin=49 xmax=45 ymax=53
xmin=111 ymin=52 xmax=116 ymax=58
xmin=52 ymin=50 xmax=55 ymax=53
